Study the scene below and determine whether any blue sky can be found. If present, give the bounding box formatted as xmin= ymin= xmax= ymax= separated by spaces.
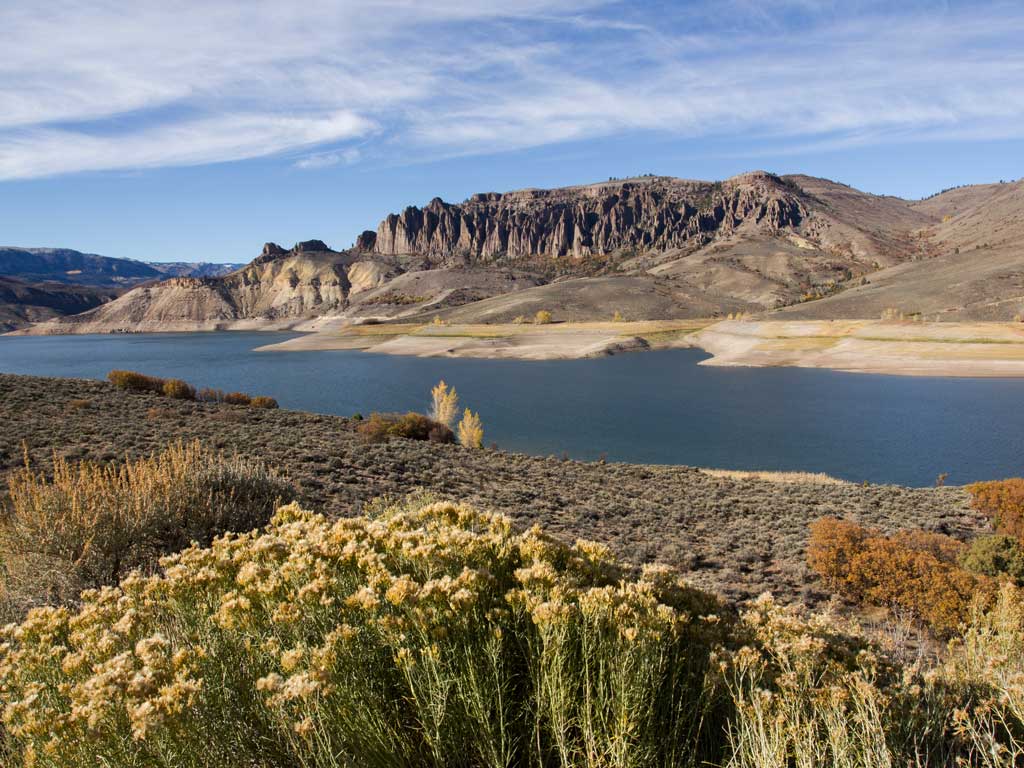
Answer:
xmin=1 ymin=0 xmax=1022 ymax=263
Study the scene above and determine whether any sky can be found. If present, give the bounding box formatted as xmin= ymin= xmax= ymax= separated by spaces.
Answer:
xmin=0 ymin=0 xmax=1022 ymax=263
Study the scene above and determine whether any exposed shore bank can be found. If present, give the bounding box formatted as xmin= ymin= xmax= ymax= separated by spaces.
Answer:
xmin=13 ymin=314 xmax=1024 ymax=376
xmin=258 ymin=317 xmax=1024 ymax=376
xmin=254 ymin=319 xmax=710 ymax=360
xmin=692 ymin=319 xmax=1024 ymax=377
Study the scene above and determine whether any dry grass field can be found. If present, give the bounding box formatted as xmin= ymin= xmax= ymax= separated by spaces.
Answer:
xmin=0 ymin=373 xmax=982 ymax=605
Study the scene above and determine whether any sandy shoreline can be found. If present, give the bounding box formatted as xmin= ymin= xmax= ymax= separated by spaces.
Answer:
xmin=254 ymin=320 xmax=708 ymax=360
xmin=259 ymin=317 xmax=1024 ymax=376
xmin=12 ymin=313 xmax=1024 ymax=376
xmin=691 ymin=319 xmax=1024 ymax=377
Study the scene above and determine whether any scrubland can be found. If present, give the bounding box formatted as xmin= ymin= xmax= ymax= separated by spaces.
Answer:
xmin=0 ymin=374 xmax=980 ymax=604
xmin=4 ymin=373 xmax=1024 ymax=766
xmin=2 ymin=495 xmax=1024 ymax=767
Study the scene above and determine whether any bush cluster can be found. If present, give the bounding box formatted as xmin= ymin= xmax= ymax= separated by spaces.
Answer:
xmin=807 ymin=517 xmax=993 ymax=635
xmin=107 ymin=370 xmax=278 ymax=409
xmin=106 ymin=369 xmax=165 ymax=393
xmin=968 ymin=478 xmax=1024 ymax=540
xmin=0 ymin=441 xmax=292 ymax=617
xmin=356 ymin=412 xmax=455 ymax=444
xmin=961 ymin=534 xmax=1024 ymax=584
xmin=1 ymin=496 xmax=1023 ymax=766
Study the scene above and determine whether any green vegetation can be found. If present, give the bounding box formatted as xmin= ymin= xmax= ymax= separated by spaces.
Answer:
xmin=961 ymin=534 xmax=1024 ymax=583
xmin=0 ymin=441 xmax=291 ymax=618
xmin=2 ymin=495 xmax=1024 ymax=766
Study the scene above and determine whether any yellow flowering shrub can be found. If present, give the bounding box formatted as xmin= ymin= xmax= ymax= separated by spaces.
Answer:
xmin=1 ymin=496 xmax=1022 ymax=767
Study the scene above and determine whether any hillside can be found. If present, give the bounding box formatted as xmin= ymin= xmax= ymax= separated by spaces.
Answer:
xmin=18 ymin=240 xmax=542 ymax=334
xmin=780 ymin=179 xmax=1024 ymax=321
xmin=10 ymin=172 xmax=1024 ymax=335
xmin=0 ymin=276 xmax=118 ymax=332
xmin=0 ymin=246 xmax=162 ymax=286
xmin=14 ymin=171 xmax=947 ymax=334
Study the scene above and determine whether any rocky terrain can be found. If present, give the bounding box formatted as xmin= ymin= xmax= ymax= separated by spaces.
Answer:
xmin=7 ymin=172 xmax=1024 ymax=335
xmin=0 ymin=373 xmax=984 ymax=604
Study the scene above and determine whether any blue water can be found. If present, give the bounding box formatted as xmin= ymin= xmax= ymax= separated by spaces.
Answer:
xmin=2 ymin=332 xmax=1023 ymax=486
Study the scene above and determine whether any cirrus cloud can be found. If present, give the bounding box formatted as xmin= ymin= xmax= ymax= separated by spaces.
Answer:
xmin=0 ymin=0 xmax=1022 ymax=180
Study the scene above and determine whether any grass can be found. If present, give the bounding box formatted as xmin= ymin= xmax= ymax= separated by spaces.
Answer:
xmin=0 ymin=440 xmax=292 ymax=618
xmin=0 ymin=495 xmax=1021 ymax=767
xmin=700 ymin=468 xmax=848 ymax=485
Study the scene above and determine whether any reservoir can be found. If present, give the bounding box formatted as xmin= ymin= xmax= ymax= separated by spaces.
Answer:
xmin=3 ymin=331 xmax=1023 ymax=486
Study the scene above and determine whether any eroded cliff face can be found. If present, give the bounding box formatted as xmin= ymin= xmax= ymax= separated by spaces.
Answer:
xmin=369 ymin=172 xmax=807 ymax=261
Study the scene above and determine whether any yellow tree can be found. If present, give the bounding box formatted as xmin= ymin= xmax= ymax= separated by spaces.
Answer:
xmin=429 ymin=381 xmax=459 ymax=427
xmin=457 ymin=409 xmax=484 ymax=448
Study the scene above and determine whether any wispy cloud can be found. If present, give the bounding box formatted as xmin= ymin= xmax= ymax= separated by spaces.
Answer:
xmin=0 ymin=0 xmax=1022 ymax=180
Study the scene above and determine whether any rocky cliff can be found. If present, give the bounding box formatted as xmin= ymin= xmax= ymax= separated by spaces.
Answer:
xmin=367 ymin=172 xmax=808 ymax=262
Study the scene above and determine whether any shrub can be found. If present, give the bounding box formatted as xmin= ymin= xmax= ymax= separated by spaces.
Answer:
xmin=512 ymin=315 xmax=527 ymax=324
xmin=0 ymin=441 xmax=292 ymax=615
xmin=107 ymin=369 xmax=165 ymax=393
xmin=161 ymin=378 xmax=196 ymax=400
xmin=457 ymin=408 xmax=484 ymax=448
xmin=534 ymin=309 xmax=553 ymax=324
xmin=612 ymin=310 xmax=625 ymax=322
xmin=967 ymin=478 xmax=1024 ymax=540
xmin=429 ymin=380 xmax=459 ymax=427
xmin=67 ymin=398 xmax=91 ymax=411
xmin=807 ymin=517 xmax=991 ymax=635
xmin=961 ymin=534 xmax=1024 ymax=584
xmin=356 ymin=412 xmax=455 ymax=443
xmin=223 ymin=391 xmax=252 ymax=406
xmin=0 ymin=496 xmax=730 ymax=767
xmin=2 ymin=496 xmax=1023 ymax=767
xmin=196 ymin=387 xmax=226 ymax=403
xmin=250 ymin=396 xmax=279 ymax=410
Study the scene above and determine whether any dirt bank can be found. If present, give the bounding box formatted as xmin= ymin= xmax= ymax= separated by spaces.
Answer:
xmin=692 ymin=319 xmax=1024 ymax=377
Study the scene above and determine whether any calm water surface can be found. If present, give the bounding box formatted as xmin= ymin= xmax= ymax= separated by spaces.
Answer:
xmin=2 ymin=332 xmax=1023 ymax=487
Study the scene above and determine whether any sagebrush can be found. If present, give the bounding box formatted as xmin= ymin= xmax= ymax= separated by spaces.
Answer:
xmin=0 ymin=441 xmax=292 ymax=616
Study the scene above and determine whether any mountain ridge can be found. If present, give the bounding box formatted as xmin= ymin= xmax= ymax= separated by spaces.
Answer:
xmin=10 ymin=172 xmax=1024 ymax=335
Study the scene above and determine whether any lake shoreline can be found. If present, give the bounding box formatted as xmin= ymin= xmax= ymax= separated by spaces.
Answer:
xmin=256 ymin=318 xmax=1024 ymax=377
xmin=692 ymin=319 xmax=1024 ymax=378
xmin=12 ymin=316 xmax=1024 ymax=376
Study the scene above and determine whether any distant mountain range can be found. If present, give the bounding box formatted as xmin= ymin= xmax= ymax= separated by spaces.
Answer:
xmin=6 ymin=170 xmax=1024 ymax=335
xmin=0 ymin=247 xmax=244 ymax=330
